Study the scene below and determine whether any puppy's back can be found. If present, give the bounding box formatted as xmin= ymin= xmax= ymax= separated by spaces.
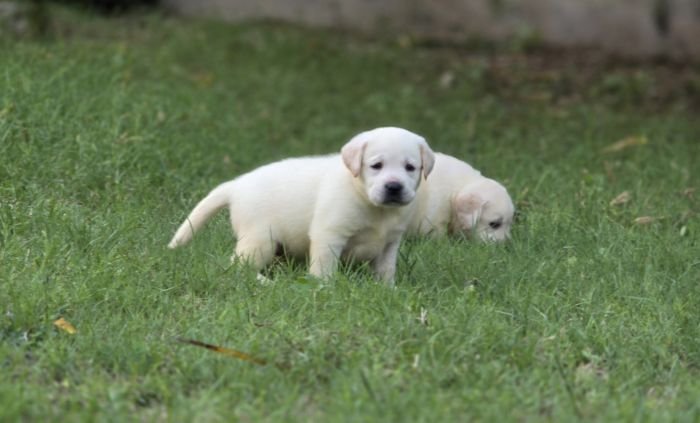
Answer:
xmin=169 ymin=154 xmax=340 ymax=250
xmin=228 ymin=155 xmax=340 ymax=253
xmin=409 ymin=153 xmax=482 ymax=235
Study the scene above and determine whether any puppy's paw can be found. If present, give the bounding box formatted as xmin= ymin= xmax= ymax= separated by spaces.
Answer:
xmin=256 ymin=273 xmax=275 ymax=286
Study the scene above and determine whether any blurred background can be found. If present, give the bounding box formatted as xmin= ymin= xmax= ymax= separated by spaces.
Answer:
xmin=6 ymin=0 xmax=700 ymax=60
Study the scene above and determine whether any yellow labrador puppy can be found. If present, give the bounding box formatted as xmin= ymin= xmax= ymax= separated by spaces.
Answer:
xmin=169 ymin=127 xmax=435 ymax=285
xmin=409 ymin=153 xmax=514 ymax=241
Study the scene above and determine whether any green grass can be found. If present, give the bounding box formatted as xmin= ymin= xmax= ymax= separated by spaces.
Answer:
xmin=2 ymin=6 xmax=700 ymax=422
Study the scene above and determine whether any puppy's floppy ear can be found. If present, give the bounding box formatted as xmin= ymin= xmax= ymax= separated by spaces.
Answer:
xmin=341 ymin=133 xmax=368 ymax=177
xmin=453 ymin=191 xmax=484 ymax=229
xmin=419 ymin=141 xmax=435 ymax=179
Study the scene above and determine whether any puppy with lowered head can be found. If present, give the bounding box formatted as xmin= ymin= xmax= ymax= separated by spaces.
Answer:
xmin=409 ymin=153 xmax=514 ymax=242
xmin=169 ymin=127 xmax=435 ymax=285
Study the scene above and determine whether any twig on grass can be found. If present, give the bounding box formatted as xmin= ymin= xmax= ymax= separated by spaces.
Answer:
xmin=176 ymin=337 xmax=268 ymax=366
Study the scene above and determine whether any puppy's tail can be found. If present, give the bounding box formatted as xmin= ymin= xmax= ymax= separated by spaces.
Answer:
xmin=168 ymin=181 xmax=235 ymax=249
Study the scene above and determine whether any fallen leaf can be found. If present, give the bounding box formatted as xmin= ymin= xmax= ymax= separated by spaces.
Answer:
xmin=53 ymin=317 xmax=77 ymax=335
xmin=190 ymin=71 xmax=214 ymax=87
xmin=610 ymin=191 xmax=631 ymax=206
xmin=177 ymin=338 xmax=267 ymax=366
xmin=681 ymin=187 xmax=695 ymax=198
xmin=439 ymin=71 xmax=455 ymax=88
xmin=602 ymin=136 xmax=648 ymax=153
xmin=633 ymin=216 xmax=656 ymax=225
xmin=397 ymin=34 xmax=413 ymax=48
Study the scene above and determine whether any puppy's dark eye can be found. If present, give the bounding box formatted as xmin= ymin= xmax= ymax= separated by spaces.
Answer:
xmin=489 ymin=221 xmax=502 ymax=229
xmin=405 ymin=163 xmax=416 ymax=172
xmin=370 ymin=162 xmax=383 ymax=170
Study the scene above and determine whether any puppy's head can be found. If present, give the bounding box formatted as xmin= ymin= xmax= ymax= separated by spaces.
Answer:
xmin=451 ymin=178 xmax=514 ymax=242
xmin=342 ymin=127 xmax=434 ymax=207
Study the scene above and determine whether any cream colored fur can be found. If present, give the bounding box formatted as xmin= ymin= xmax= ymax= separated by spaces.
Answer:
xmin=169 ymin=127 xmax=435 ymax=285
xmin=409 ymin=153 xmax=514 ymax=242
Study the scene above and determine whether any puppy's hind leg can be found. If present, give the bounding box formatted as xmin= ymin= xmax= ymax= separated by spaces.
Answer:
xmin=231 ymin=234 xmax=276 ymax=279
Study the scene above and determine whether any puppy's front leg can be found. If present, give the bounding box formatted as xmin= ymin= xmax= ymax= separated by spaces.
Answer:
xmin=372 ymin=238 xmax=401 ymax=287
xmin=309 ymin=236 xmax=346 ymax=279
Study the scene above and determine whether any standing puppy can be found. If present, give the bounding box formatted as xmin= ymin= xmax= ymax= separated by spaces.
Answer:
xmin=409 ymin=153 xmax=514 ymax=242
xmin=169 ymin=127 xmax=435 ymax=285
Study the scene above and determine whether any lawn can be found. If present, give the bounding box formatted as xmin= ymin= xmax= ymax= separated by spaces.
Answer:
xmin=1 ymin=6 xmax=699 ymax=422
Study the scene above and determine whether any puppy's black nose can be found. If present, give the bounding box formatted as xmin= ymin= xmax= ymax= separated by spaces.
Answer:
xmin=385 ymin=182 xmax=403 ymax=195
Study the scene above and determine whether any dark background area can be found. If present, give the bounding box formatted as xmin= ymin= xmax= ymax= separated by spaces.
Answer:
xmin=38 ymin=0 xmax=158 ymax=14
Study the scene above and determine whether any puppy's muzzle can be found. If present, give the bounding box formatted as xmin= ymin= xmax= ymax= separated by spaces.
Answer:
xmin=383 ymin=181 xmax=406 ymax=205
